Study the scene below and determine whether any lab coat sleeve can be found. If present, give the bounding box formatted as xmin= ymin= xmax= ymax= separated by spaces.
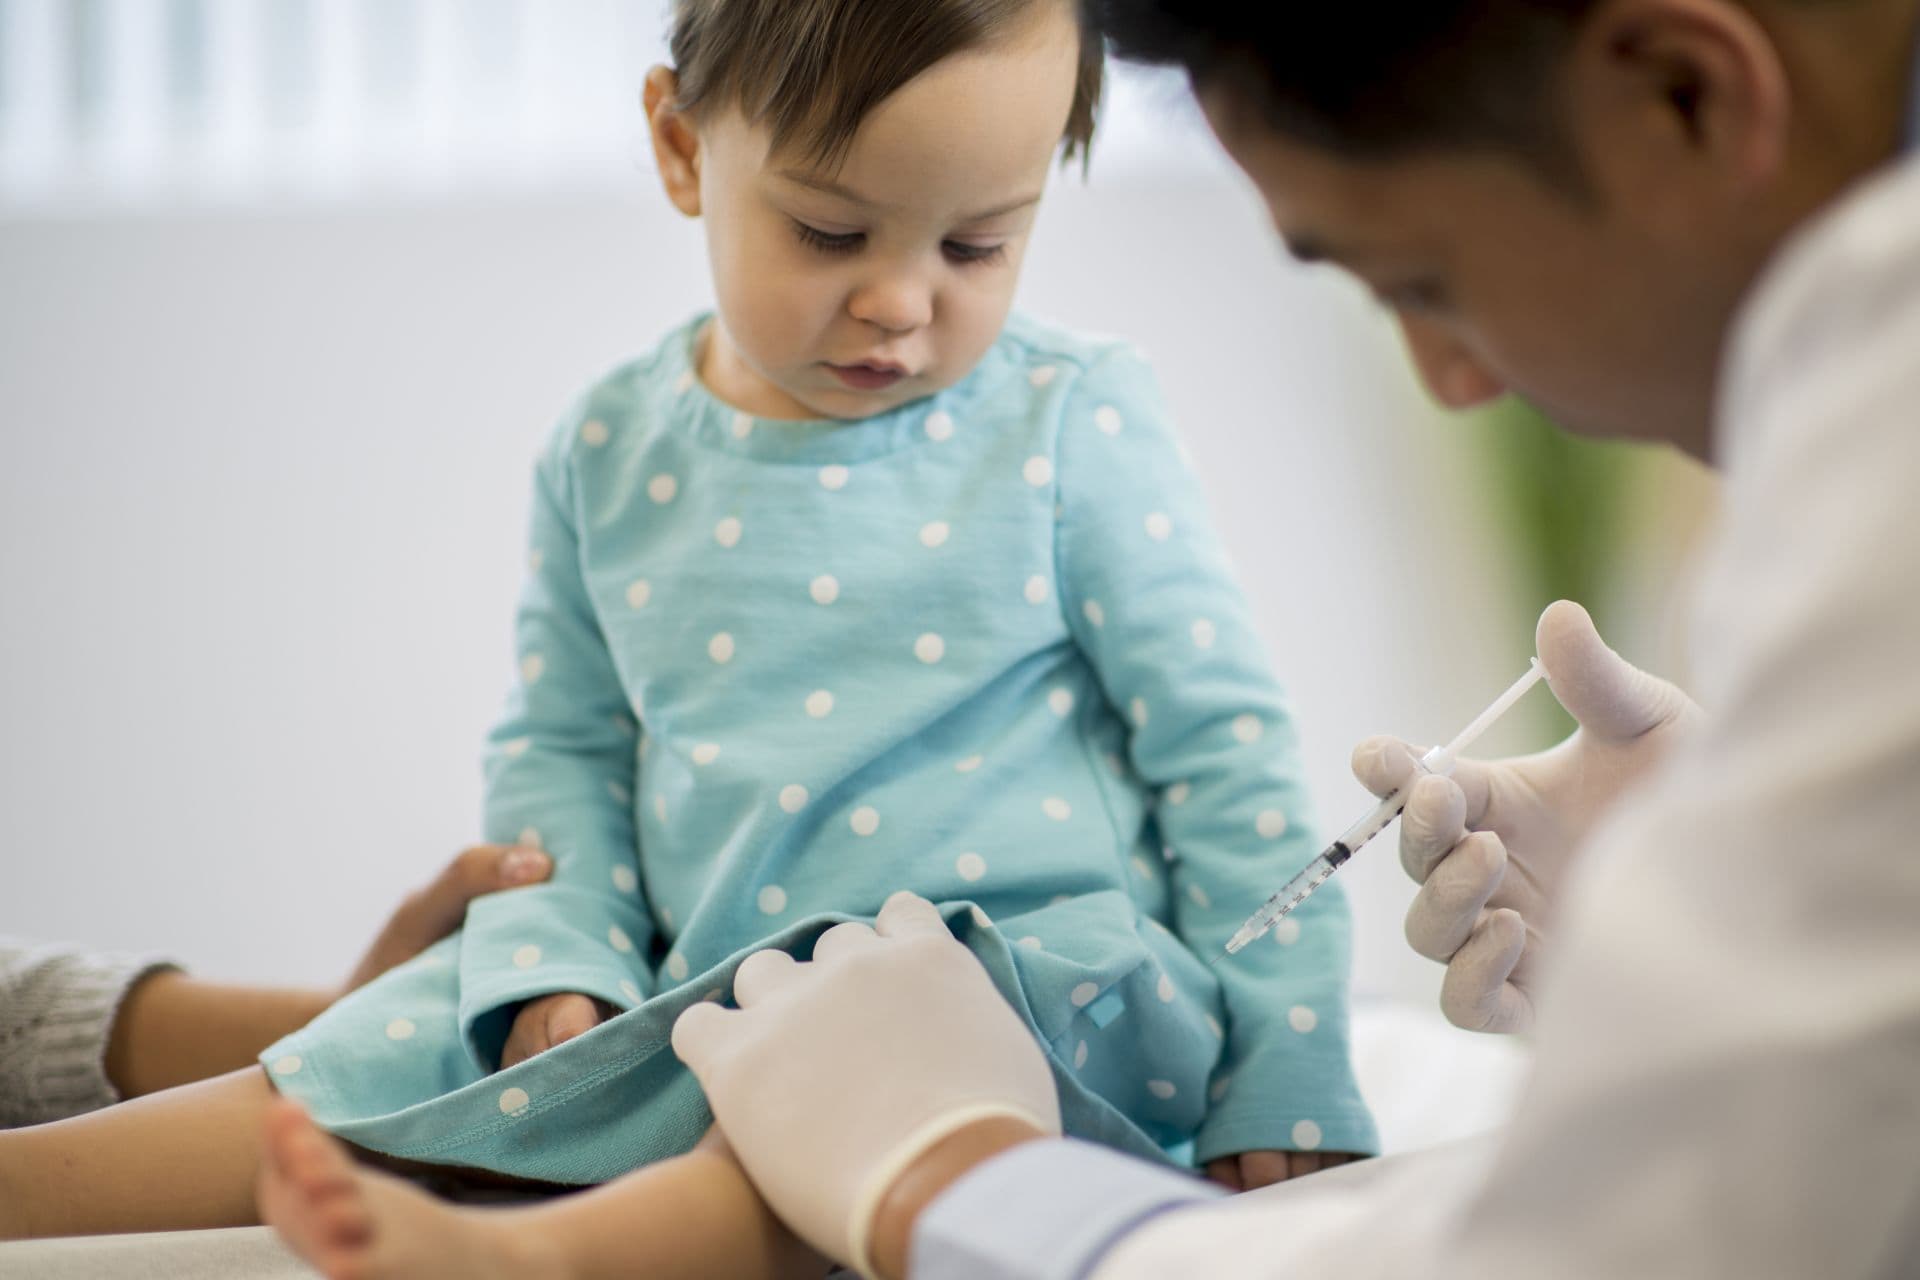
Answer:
xmin=456 ymin=416 xmax=656 ymax=1063
xmin=1053 ymin=345 xmax=1377 ymax=1162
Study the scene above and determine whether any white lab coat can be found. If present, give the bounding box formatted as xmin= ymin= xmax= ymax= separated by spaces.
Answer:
xmin=1098 ymin=151 xmax=1920 ymax=1279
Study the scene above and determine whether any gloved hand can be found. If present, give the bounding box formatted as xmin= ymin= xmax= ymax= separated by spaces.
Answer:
xmin=1353 ymin=600 xmax=1700 ymax=1033
xmin=672 ymin=892 xmax=1062 ymax=1276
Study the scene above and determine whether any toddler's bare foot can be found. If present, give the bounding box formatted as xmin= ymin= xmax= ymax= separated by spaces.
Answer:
xmin=257 ymin=1100 xmax=564 ymax=1280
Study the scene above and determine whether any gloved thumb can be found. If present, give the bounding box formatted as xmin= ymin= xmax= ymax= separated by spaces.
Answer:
xmin=670 ymin=1000 xmax=735 ymax=1078
xmin=1536 ymin=600 xmax=1690 ymax=742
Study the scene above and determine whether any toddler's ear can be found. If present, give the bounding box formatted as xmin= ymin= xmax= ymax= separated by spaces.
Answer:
xmin=644 ymin=65 xmax=703 ymax=218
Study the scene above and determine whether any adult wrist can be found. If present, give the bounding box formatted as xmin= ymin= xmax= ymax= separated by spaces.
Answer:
xmin=867 ymin=1113 xmax=1050 ymax=1280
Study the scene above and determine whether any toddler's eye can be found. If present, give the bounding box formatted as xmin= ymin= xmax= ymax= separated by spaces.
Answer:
xmin=792 ymin=220 xmax=865 ymax=255
xmin=943 ymin=240 xmax=1007 ymax=268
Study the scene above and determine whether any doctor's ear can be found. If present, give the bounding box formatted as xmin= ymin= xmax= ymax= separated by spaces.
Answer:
xmin=644 ymin=65 xmax=704 ymax=218
xmin=1564 ymin=0 xmax=1790 ymax=214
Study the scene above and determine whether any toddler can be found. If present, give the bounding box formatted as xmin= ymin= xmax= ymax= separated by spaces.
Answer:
xmin=0 ymin=1 xmax=1376 ymax=1272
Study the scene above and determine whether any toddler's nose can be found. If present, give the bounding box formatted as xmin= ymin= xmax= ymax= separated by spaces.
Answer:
xmin=848 ymin=273 xmax=933 ymax=335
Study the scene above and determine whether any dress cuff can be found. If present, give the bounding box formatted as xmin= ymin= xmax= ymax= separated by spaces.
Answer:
xmin=912 ymin=1138 xmax=1224 ymax=1280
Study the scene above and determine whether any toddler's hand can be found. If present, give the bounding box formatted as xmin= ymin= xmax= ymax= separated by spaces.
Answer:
xmin=1204 ymin=1149 xmax=1362 ymax=1192
xmin=500 ymin=992 xmax=614 ymax=1069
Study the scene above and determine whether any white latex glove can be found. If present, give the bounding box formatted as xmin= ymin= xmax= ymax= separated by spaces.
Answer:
xmin=671 ymin=891 xmax=1063 ymax=1277
xmin=1353 ymin=600 xmax=1700 ymax=1034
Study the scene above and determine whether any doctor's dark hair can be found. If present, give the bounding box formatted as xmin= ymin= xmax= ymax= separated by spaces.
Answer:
xmin=668 ymin=0 xmax=1104 ymax=168
xmin=1095 ymin=0 xmax=1601 ymax=160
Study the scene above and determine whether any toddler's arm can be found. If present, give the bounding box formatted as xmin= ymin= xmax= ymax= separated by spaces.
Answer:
xmin=1053 ymin=345 xmax=1379 ymax=1168
xmin=460 ymin=413 xmax=659 ymax=1066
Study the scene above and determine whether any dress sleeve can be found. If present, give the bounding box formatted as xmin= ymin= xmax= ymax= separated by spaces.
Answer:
xmin=455 ymin=415 xmax=656 ymax=1065
xmin=1053 ymin=346 xmax=1377 ymax=1161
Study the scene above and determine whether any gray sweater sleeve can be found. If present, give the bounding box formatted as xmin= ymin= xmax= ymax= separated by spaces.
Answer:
xmin=0 ymin=938 xmax=179 ymax=1128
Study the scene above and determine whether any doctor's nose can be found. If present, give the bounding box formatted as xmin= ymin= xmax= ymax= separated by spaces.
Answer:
xmin=847 ymin=272 xmax=933 ymax=335
xmin=1399 ymin=316 xmax=1506 ymax=410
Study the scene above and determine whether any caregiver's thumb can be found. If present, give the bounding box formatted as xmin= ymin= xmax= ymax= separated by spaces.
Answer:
xmin=1536 ymin=600 xmax=1694 ymax=743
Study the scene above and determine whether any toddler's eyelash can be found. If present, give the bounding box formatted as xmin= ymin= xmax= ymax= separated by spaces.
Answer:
xmin=792 ymin=220 xmax=864 ymax=255
xmin=943 ymin=241 xmax=1007 ymax=268
xmin=790 ymin=219 xmax=1007 ymax=269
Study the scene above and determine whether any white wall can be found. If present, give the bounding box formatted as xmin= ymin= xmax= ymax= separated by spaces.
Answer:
xmin=0 ymin=159 xmax=1558 ymax=1007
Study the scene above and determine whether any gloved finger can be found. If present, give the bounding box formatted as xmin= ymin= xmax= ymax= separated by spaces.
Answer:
xmin=811 ymin=920 xmax=879 ymax=966
xmin=1537 ymin=600 xmax=1692 ymax=742
xmin=669 ymin=1000 xmax=741 ymax=1078
xmin=1405 ymin=831 xmax=1506 ymax=961
xmin=1438 ymin=908 xmax=1531 ymax=1033
xmin=1352 ymin=738 xmax=1496 ymax=834
xmin=875 ymin=890 xmax=950 ymax=939
xmin=544 ymin=994 xmax=602 ymax=1049
xmin=732 ymin=948 xmax=805 ymax=1007
xmin=1399 ymin=773 xmax=1468 ymax=884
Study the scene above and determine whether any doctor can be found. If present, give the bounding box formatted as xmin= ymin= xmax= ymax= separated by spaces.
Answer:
xmin=673 ymin=0 xmax=1920 ymax=1276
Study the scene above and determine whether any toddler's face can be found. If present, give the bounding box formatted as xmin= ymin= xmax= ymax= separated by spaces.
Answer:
xmin=661 ymin=4 xmax=1083 ymax=421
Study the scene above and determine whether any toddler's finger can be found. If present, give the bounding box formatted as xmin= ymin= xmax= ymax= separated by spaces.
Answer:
xmin=545 ymin=994 xmax=602 ymax=1049
xmin=500 ymin=1015 xmax=543 ymax=1070
xmin=732 ymin=949 xmax=804 ymax=1007
xmin=1404 ymin=831 xmax=1506 ymax=961
xmin=1236 ymin=1150 xmax=1292 ymax=1191
xmin=1203 ymin=1158 xmax=1243 ymax=1192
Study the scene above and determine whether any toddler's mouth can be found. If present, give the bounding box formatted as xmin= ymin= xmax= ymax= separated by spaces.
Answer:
xmin=826 ymin=361 xmax=908 ymax=392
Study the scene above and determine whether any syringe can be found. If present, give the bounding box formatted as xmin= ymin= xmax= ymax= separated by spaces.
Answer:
xmin=1219 ymin=657 xmax=1548 ymax=958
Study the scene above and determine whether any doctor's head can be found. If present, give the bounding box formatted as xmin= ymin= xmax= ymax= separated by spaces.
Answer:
xmin=1100 ymin=0 xmax=1917 ymax=459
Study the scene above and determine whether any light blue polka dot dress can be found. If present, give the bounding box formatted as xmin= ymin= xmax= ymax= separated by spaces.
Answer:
xmin=262 ymin=312 xmax=1379 ymax=1183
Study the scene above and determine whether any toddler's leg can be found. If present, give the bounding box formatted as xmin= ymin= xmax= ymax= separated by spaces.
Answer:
xmin=0 ymin=1065 xmax=275 ymax=1239
xmin=260 ymin=1101 xmax=829 ymax=1280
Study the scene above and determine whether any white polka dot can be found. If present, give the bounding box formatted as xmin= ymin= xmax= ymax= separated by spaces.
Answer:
xmin=648 ymin=474 xmax=678 ymax=504
xmin=1288 ymin=1005 xmax=1319 ymax=1033
xmin=520 ymin=654 xmax=546 ymax=685
xmin=1273 ymin=917 xmax=1302 ymax=946
xmin=1023 ymin=575 xmax=1049 ymax=605
xmin=1156 ymin=973 xmax=1176 ymax=1003
xmin=1187 ymin=883 xmax=1212 ymax=909
xmin=810 ymin=574 xmax=840 ymax=605
xmin=1018 ymin=935 xmax=1043 ymax=950
xmin=779 ymin=784 xmax=809 ymax=813
xmin=1147 ymin=1079 xmax=1177 ymax=1101
xmin=818 ymin=464 xmax=850 ymax=491
xmin=692 ymin=742 xmax=721 ymax=766
xmin=714 ymin=517 xmax=742 ymax=549
xmin=666 ymin=953 xmax=689 ymax=982
xmin=970 ymin=904 xmax=992 ymax=929
xmin=915 ymin=633 xmax=946 ymax=664
xmin=1204 ymin=1014 xmax=1225 ymax=1039
xmin=1048 ymin=688 xmax=1075 ymax=717
xmin=806 ymin=690 xmax=835 ymax=718
xmin=619 ymin=980 xmax=642 ymax=1004
xmin=608 ymin=925 xmax=634 ymax=953
xmin=1074 ymin=1040 xmax=1089 ymax=1069
xmin=273 ymin=1054 xmax=303 ymax=1075
xmin=1094 ymin=405 xmax=1123 ymax=436
xmin=1043 ymin=796 xmax=1072 ymax=821
xmin=1233 ymin=714 xmax=1264 ymax=744
xmin=654 ymin=794 xmax=669 ymax=822
xmin=1292 ymin=1119 xmax=1323 ymax=1150
xmin=518 ymin=827 xmax=543 ymax=849
xmin=919 ymin=521 xmax=950 ymax=548
xmin=659 ymin=906 xmax=674 ymax=929
xmin=612 ymin=865 xmax=638 ymax=893
xmin=1258 ymin=809 xmax=1289 ymax=839
xmin=925 ymin=410 xmax=955 ymax=442
xmin=1191 ymin=618 xmax=1217 ymax=650
xmin=1164 ymin=781 xmax=1191 ymax=806
xmin=1023 ymin=456 xmax=1054 ymax=487
xmin=502 ymin=737 xmax=531 ymax=758
xmin=1029 ymin=364 xmax=1058 ymax=387
xmin=1132 ymin=854 xmax=1157 ymax=880
xmin=1210 ymin=1076 xmax=1232 ymax=1103
xmin=499 ymin=1087 xmax=531 ymax=1116
xmin=1145 ymin=512 xmax=1173 ymax=541
xmin=955 ymin=754 xmax=984 ymax=774
xmin=674 ymin=370 xmax=695 ymax=395
xmin=955 ymin=852 xmax=987 ymax=882
xmin=757 ymin=884 xmax=788 ymax=915
xmin=1131 ymin=698 xmax=1149 ymax=728
xmin=731 ymin=412 xmax=753 ymax=439
xmin=1083 ymin=600 xmax=1106 ymax=628
xmin=513 ymin=945 xmax=542 ymax=969
xmin=1070 ymin=982 xmax=1100 ymax=1008
xmin=851 ymin=806 xmax=880 ymax=836
xmin=580 ymin=419 xmax=609 ymax=447
xmin=707 ymin=632 xmax=735 ymax=664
